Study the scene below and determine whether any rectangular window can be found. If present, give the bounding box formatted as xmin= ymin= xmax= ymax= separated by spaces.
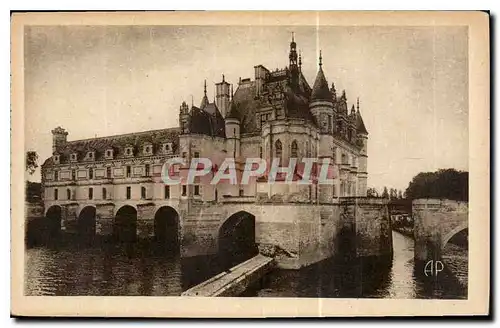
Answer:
xmin=182 ymin=185 xmax=187 ymax=196
xmin=54 ymin=171 xmax=58 ymax=181
xmin=126 ymin=186 xmax=131 ymax=199
xmin=88 ymin=187 xmax=93 ymax=200
xmin=89 ymin=168 xmax=93 ymax=180
xmin=145 ymin=164 xmax=150 ymax=177
xmin=72 ymin=169 xmax=76 ymax=180
xmin=194 ymin=185 xmax=200 ymax=196
xmin=194 ymin=152 xmax=200 ymax=158
xmin=141 ymin=187 xmax=146 ymax=199
xmin=67 ymin=189 xmax=71 ymax=200
xmin=106 ymin=167 xmax=112 ymax=178
xmin=102 ymin=187 xmax=107 ymax=200
xmin=54 ymin=189 xmax=58 ymax=200
xmin=164 ymin=185 xmax=170 ymax=199
xmin=126 ymin=166 xmax=131 ymax=178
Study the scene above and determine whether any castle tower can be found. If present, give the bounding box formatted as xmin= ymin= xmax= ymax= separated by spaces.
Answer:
xmin=356 ymin=98 xmax=369 ymax=197
xmin=179 ymin=101 xmax=190 ymax=134
xmin=51 ymin=127 xmax=68 ymax=154
xmin=215 ymin=74 xmax=231 ymax=118
xmin=310 ymin=50 xmax=335 ymax=135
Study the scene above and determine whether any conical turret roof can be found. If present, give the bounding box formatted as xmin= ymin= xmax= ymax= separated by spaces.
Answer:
xmin=311 ymin=67 xmax=332 ymax=102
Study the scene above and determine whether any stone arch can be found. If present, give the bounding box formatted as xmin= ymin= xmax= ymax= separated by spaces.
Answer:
xmin=78 ymin=206 xmax=96 ymax=242
xmin=218 ymin=211 xmax=258 ymax=267
xmin=113 ymin=205 xmax=138 ymax=243
xmin=113 ymin=204 xmax=137 ymax=217
xmin=43 ymin=205 xmax=62 ymax=242
xmin=291 ymin=139 xmax=298 ymax=158
xmin=442 ymin=223 xmax=468 ymax=250
xmin=154 ymin=206 xmax=180 ymax=254
xmin=275 ymin=139 xmax=282 ymax=162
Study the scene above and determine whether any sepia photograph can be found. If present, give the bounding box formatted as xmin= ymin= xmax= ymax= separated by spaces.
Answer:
xmin=11 ymin=11 xmax=489 ymax=317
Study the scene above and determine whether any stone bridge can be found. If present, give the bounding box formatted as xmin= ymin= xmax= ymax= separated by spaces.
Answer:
xmin=31 ymin=197 xmax=393 ymax=270
xmin=412 ymin=199 xmax=468 ymax=262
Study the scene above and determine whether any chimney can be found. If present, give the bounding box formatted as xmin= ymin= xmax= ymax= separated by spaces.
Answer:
xmin=215 ymin=74 xmax=230 ymax=118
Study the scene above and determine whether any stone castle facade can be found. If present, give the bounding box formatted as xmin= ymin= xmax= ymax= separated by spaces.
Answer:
xmin=39 ymin=37 xmax=377 ymax=268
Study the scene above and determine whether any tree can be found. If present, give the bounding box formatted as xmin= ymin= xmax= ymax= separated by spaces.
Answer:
xmin=404 ymin=168 xmax=468 ymax=201
xmin=398 ymin=190 xmax=403 ymax=199
xmin=26 ymin=151 xmax=39 ymax=175
xmin=367 ymin=187 xmax=378 ymax=198
xmin=381 ymin=186 xmax=389 ymax=199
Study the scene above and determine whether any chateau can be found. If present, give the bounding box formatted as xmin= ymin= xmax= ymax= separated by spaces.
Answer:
xmin=39 ymin=37 xmax=382 ymax=269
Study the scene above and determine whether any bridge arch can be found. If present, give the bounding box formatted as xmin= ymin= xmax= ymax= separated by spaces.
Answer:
xmin=78 ymin=206 xmax=96 ymax=242
xmin=113 ymin=205 xmax=137 ymax=242
xmin=442 ymin=223 xmax=468 ymax=249
xmin=44 ymin=205 xmax=62 ymax=242
xmin=154 ymin=206 xmax=180 ymax=254
xmin=218 ymin=211 xmax=258 ymax=267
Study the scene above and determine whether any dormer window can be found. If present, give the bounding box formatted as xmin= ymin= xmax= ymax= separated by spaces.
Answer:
xmin=70 ymin=153 xmax=78 ymax=162
xmin=163 ymin=143 xmax=173 ymax=154
xmin=53 ymin=154 xmax=60 ymax=164
xmin=105 ymin=148 xmax=114 ymax=159
xmin=143 ymin=143 xmax=153 ymax=156
xmin=87 ymin=151 xmax=95 ymax=161
xmin=124 ymin=146 xmax=134 ymax=157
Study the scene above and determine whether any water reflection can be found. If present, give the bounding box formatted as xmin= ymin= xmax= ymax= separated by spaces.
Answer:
xmin=25 ymin=231 xmax=467 ymax=298
xmin=245 ymin=231 xmax=467 ymax=299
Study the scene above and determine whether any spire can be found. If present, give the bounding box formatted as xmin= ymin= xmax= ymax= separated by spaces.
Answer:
xmin=331 ymin=82 xmax=337 ymax=100
xmin=289 ymin=32 xmax=297 ymax=67
xmin=341 ymin=90 xmax=346 ymax=101
xmin=222 ymin=74 xmax=225 ymax=83
xmin=311 ymin=63 xmax=332 ymax=102
xmin=351 ymin=104 xmax=356 ymax=114
xmin=319 ymin=50 xmax=323 ymax=68
xmin=200 ymin=79 xmax=209 ymax=108
xmin=357 ymin=97 xmax=360 ymax=112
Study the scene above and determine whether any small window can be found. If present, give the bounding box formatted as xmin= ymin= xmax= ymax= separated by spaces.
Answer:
xmin=72 ymin=169 xmax=76 ymax=180
xmin=89 ymin=152 xmax=93 ymax=158
xmin=102 ymin=187 xmax=107 ymax=200
xmin=182 ymin=152 xmax=187 ymax=159
xmin=54 ymin=189 xmax=58 ymax=200
xmin=66 ymin=189 xmax=71 ymax=200
xmin=126 ymin=166 xmax=131 ymax=177
xmin=54 ymin=171 xmax=58 ymax=181
xmin=126 ymin=186 xmax=131 ymax=199
xmin=165 ymin=143 xmax=171 ymax=151
xmin=239 ymin=188 xmax=244 ymax=197
xmin=145 ymin=164 xmax=150 ymax=177
xmin=291 ymin=140 xmax=298 ymax=158
xmin=275 ymin=139 xmax=282 ymax=162
xmin=164 ymin=185 xmax=170 ymax=199
xmin=71 ymin=154 xmax=77 ymax=160
xmin=88 ymin=187 xmax=93 ymax=200
xmin=106 ymin=167 xmax=112 ymax=178
xmin=106 ymin=150 xmax=112 ymax=158
xmin=194 ymin=185 xmax=200 ymax=196
xmin=141 ymin=187 xmax=146 ymax=199
xmin=89 ymin=168 xmax=93 ymax=180
xmin=182 ymin=185 xmax=187 ymax=196
xmin=194 ymin=152 xmax=200 ymax=158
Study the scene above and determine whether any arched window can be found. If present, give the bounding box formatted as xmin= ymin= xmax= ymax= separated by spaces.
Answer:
xmin=275 ymin=139 xmax=282 ymax=162
xmin=291 ymin=140 xmax=298 ymax=158
xmin=141 ymin=186 xmax=146 ymax=199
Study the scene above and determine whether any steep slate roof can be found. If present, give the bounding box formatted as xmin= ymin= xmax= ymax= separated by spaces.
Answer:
xmin=311 ymin=67 xmax=332 ymax=102
xmin=189 ymin=102 xmax=226 ymax=138
xmin=230 ymin=69 xmax=317 ymax=134
xmin=43 ymin=127 xmax=181 ymax=166
xmin=356 ymin=111 xmax=368 ymax=134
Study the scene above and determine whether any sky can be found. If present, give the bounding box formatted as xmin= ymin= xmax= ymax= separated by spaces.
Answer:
xmin=24 ymin=25 xmax=468 ymax=191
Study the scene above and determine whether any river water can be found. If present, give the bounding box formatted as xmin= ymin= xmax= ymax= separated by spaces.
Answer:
xmin=24 ymin=231 xmax=467 ymax=298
